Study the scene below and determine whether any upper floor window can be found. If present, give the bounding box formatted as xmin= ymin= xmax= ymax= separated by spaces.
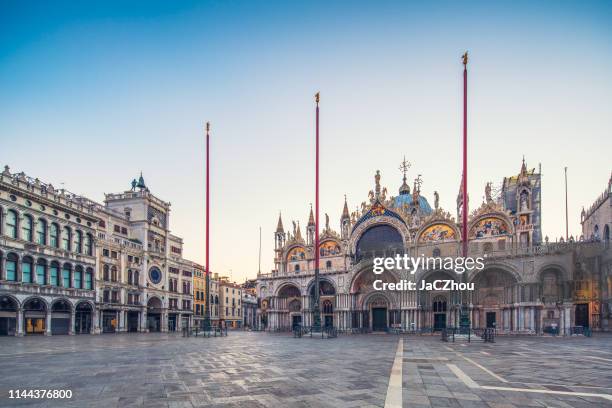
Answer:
xmin=85 ymin=233 xmax=93 ymax=256
xmin=6 ymin=210 xmax=18 ymax=238
xmin=22 ymin=214 xmax=33 ymax=242
xmin=74 ymin=230 xmax=83 ymax=253
xmin=62 ymin=226 xmax=71 ymax=251
xmin=50 ymin=223 xmax=59 ymax=248
xmin=36 ymin=218 xmax=47 ymax=245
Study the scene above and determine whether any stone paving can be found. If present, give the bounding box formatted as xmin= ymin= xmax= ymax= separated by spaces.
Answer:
xmin=0 ymin=332 xmax=610 ymax=407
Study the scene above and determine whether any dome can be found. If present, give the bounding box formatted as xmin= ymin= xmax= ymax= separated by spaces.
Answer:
xmin=393 ymin=192 xmax=433 ymax=215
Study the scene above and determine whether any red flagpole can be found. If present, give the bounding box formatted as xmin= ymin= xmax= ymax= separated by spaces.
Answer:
xmin=462 ymin=53 xmax=469 ymax=258
xmin=206 ymin=122 xmax=210 ymax=276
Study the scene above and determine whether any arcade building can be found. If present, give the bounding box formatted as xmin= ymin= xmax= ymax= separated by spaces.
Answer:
xmin=0 ymin=166 xmax=195 ymax=336
xmin=257 ymin=160 xmax=612 ymax=334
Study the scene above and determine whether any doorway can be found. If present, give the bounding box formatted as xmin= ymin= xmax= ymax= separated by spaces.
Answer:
xmin=324 ymin=315 xmax=333 ymax=329
xmin=575 ymin=303 xmax=589 ymax=328
xmin=127 ymin=311 xmax=139 ymax=332
xmin=486 ymin=312 xmax=496 ymax=328
xmin=75 ymin=303 xmax=92 ymax=334
xmin=147 ymin=314 xmax=161 ymax=332
xmin=102 ymin=311 xmax=117 ymax=333
xmin=372 ymin=308 xmax=387 ymax=331
xmin=292 ymin=315 xmax=302 ymax=330
xmin=434 ymin=313 xmax=447 ymax=331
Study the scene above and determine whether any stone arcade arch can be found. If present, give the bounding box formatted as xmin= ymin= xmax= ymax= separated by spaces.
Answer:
xmin=50 ymin=299 xmax=72 ymax=335
xmin=350 ymin=267 xmax=399 ymax=331
xmin=147 ymin=296 xmax=163 ymax=332
xmin=75 ymin=301 xmax=93 ymax=334
xmin=0 ymin=295 xmax=18 ymax=336
xmin=23 ymin=297 xmax=47 ymax=335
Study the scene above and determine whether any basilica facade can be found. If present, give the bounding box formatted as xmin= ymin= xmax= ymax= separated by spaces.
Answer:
xmin=257 ymin=160 xmax=612 ymax=334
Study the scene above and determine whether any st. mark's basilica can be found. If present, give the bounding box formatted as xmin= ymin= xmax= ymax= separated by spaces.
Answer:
xmin=256 ymin=159 xmax=612 ymax=334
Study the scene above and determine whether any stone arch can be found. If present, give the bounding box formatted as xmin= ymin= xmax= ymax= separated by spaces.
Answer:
xmin=349 ymin=216 xmax=410 ymax=257
xmin=0 ymin=294 xmax=20 ymax=310
xmin=23 ymin=296 xmax=49 ymax=311
xmin=470 ymin=266 xmax=520 ymax=306
xmin=51 ymin=298 xmax=73 ymax=312
xmin=147 ymin=296 xmax=163 ymax=309
xmin=350 ymin=264 xmax=399 ymax=295
xmin=416 ymin=221 xmax=460 ymax=243
xmin=469 ymin=213 xmax=514 ymax=239
xmin=307 ymin=278 xmax=336 ymax=297
xmin=75 ymin=299 xmax=95 ymax=311
xmin=536 ymin=263 xmax=569 ymax=283
xmin=285 ymin=245 xmax=306 ymax=263
xmin=276 ymin=282 xmax=301 ymax=298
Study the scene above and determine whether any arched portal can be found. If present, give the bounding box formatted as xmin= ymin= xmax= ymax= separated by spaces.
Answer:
xmin=418 ymin=270 xmax=458 ymax=330
xmin=147 ymin=297 xmax=163 ymax=332
xmin=75 ymin=302 xmax=93 ymax=334
xmin=276 ymin=284 xmax=301 ymax=330
xmin=23 ymin=297 xmax=47 ymax=335
xmin=0 ymin=295 xmax=18 ymax=336
xmin=470 ymin=268 xmax=519 ymax=331
xmin=309 ymin=280 xmax=336 ymax=328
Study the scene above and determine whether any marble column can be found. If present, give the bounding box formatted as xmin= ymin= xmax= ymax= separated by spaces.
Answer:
xmin=45 ymin=311 xmax=52 ymax=336
xmin=16 ymin=308 xmax=24 ymax=336
xmin=69 ymin=309 xmax=75 ymax=335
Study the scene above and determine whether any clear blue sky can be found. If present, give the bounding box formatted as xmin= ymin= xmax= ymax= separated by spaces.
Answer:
xmin=1 ymin=1 xmax=611 ymax=281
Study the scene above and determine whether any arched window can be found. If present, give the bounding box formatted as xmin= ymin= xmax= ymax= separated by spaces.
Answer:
xmin=6 ymin=210 xmax=18 ymax=239
xmin=50 ymin=261 xmax=60 ymax=286
xmin=323 ymin=299 xmax=333 ymax=314
xmin=356 ymin=225 xmax=404 ymax=260
xmin=36 ymin=219 xmax=47 ymax=245
xmin=50 ymin=223 xmax=59 ymax=248
xmin=22 ymin=256 xmax=33 ymax=283
xmin=432 ymin=248 xmax=441 ymax=257
xmin=22 ymin=215 xmax=33 ymax=242
xmin=133 ymin=271 xmax=139 ymax=285
xmin=74 ymin=231 xmax=83 ymax=253
xmin=84 ymin=233 xmax=93 ymax=256
xmin=103 ymin=264 xmax=110 ymax=281
xmin=62 ymin=226 xmax=71 ymax=251
xmin=326 ymin=260 xmax=332 ymax=269
xmin=62 ymin=263 xmax=71 ymax=287
xmin=36 ymin=259 xmax=46 ymax=285
xmin=85 ymin=268 xmax=93 ymax=290
xmin=74 ymin=266 xmax=83 ymax=289
xmin=294 ymin=264 xmax=300 ymax=272
xmin=111 ymin=266 xmax=118 ymax=282
xmin=605 ymin=225 xmax=610 ymax=242
xmin=433 ymin=296 xmax=447 ymax=312
xmin=127 ymin=270 xmax=133 ymax=285
xmin=6 ymin=253 xmax=18 ymax=281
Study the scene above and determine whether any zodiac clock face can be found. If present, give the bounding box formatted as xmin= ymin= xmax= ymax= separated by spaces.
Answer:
xmin=149 ymin=266 xmax=162 ymax=284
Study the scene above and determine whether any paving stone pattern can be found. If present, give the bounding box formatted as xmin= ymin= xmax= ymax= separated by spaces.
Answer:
xmin=0 ymin=332 xmax=610 ymax=407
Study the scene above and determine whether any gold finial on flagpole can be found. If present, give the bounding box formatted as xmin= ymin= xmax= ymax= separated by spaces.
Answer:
xmin=315 ymin=92 xmax=320 ymax=104
xmin=206 ymin=121 xmax=210 ymax=133
xmin=462 ymin=51 xmax=468 ymax=66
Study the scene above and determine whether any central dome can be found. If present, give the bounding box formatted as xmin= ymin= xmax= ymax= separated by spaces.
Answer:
xmin=393 ymin=192 xmax=433 ymax=215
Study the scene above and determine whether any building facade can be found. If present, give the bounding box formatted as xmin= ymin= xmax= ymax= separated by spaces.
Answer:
xmin=219 ymin=278 xmax=242 ymax=328
xmin=0 ymin=166 xmax=97 ymax=336
xmin=0 ymin=166 xmax=198 ymax=335
xmin=581 ymin=174 xmax=611 ymax=243
xmin=257 ymin=160 xmax=612 ymax=333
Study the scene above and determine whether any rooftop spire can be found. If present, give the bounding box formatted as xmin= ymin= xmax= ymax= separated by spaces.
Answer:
xmin=308 ymin=203 xmax=315 ymax=226
xmin=276 ymin=212 xmax=284 ymax=233
xmin=341 ymin=194 xmax=350 ymax=219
